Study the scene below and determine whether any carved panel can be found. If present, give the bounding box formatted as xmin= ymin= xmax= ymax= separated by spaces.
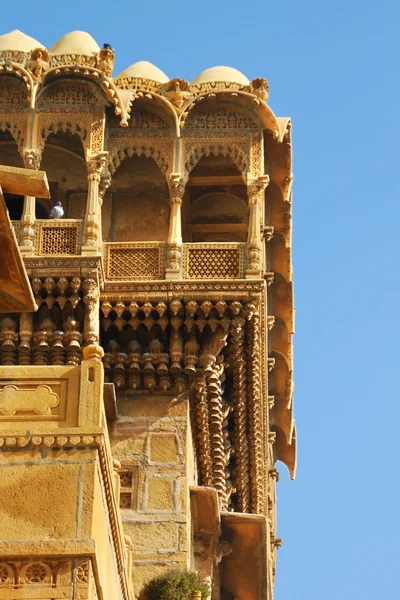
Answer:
xmin=0 ymin=379 xmax=66 ymax=420
xmin=183 ymin=243 xmax=245 ymax=279
xmin=129 ymin=110 xmax=170 ymax=129
xmin=35 ymin=220 xmax=82 ymax=256
xmin=105 ymin=242 xmax=166 ymax=280
xmin=249 ymin=131 xmax=263 ymax=177
xmin=0 ymin=557 xmax=95 ymax=593
xmin=185 ymin=107 xmax=259 ymax=130
xmin=0 ymin=77 xmax=29 ymax=105
xmin=37 ymin=81 xmax=104 ymax=106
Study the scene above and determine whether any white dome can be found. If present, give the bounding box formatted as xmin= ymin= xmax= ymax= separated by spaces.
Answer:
xmin=0 ymin=30 xmax=44 ymax=52
xmin=50 ymin=31 xmax=100 ymax=55
xmin=116 ymin=61 xmax=169 ymax=83
xmin=192 ymin=66 xmax=249 ymax=86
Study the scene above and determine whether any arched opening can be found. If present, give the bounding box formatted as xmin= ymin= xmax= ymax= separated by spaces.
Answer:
xmin=265 ymin=182 xmax=286 ymax=238
xmin=183 ymin=154 xmax=248 ymax=242
xmin=105 ymin=154 xmax=169 ymax=242
xmin=40 ymin=131 xmax=87 ymax=219
xmin=0 ymin=129 xmax=25 ymax=220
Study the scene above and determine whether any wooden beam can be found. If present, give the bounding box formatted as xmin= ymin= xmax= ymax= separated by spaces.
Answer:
xmin=188 ymin=223 xmax=247 ymax=233
xmin=0 ymin=165 xmax=50 ymax=199
xmin=188 ymin=176 xmax=244 ymax=187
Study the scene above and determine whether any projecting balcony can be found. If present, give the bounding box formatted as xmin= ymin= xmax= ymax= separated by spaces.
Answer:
xmin=104 ymin=241 xmax=246 ymax=281
xmin=13 ymin=218 xmax=251 ymax=281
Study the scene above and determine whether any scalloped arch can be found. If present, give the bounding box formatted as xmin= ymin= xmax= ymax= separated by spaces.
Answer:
xmin=108 ymin=145 xmax=169 ymax=176
xmin=39 ymin=120 xmax=88 ymax=155
xmin=184 ymin=143 xmax=247 ymax=180
xmin=0 ymin=120 xmax=25 ymax=153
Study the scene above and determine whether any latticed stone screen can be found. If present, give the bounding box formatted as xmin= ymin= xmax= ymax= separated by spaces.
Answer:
xmin=105 ymin=242 xmax=166 ymax=280
xmin=183 ymin=243 xmax=245 ymax=279
xmin=35 ymin=221 xmax=81 ymax=256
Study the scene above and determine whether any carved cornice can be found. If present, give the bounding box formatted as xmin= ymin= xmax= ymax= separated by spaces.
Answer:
xmin=23 ymin=256 xmax=104 ymax=289
xmin=102 ymin=279 xmax=265 ymax=301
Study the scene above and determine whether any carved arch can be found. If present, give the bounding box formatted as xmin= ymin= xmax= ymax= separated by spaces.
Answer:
xmin=180 ymin=91 xmax=282 ymax=139
xmin=183 ymin=142 xmax=247 ymax=180
xmin=126 ymin=94 xmax=179 ymax=134
xmin=0 ymin=64 xmax=35 ymax=106
xmin=38 ymin=66 xmax=123 ymax=116
xmin=108 ymin=142 xmax=172 ymax=176
xmin=39 ymin=120 xmax=88 ymax=155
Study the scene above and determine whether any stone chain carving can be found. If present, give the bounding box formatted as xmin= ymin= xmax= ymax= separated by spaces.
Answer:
xmin=206 ymin=359 xmax=228 ymax=508
xmin=247 ymin=304 xmax=265 ymax=514
xmin=193 ymin=373 xmax=213 ymax=487
xmin=230 ymin=316 xmax=250 ymax=512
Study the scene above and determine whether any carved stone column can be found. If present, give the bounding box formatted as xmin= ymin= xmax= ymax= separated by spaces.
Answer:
xmin=20 ymin=149 xmax=41 ymax=255
xmin=246 ymin=175 xmax=269 ymax=278
xmin=166 ymin=173 xmax=185 ymax=279
xmin=82 ymin=152 xmax=108 ymax=255
xmin=83 ymin=278 xmax=100 ymax=346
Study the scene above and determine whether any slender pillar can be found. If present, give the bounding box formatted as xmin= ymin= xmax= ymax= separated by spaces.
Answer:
xmin=20 ymin=195 xmax=36 ymax=254
xmin=166 ymin=172 xmax=185 ymax=279
xmin=20 ymin=149 xmax=41 ymax=255
xmin=82 ymin=152 xmax=108 ymax=255
xmin=246 ymin=175 xmax=270 ymax=278
xmin=82 ymin=278 xmax=100 ymax=346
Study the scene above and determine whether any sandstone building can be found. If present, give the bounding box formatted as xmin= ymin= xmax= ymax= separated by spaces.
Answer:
xmin=0 ymin=29 xmax=295 ymax=600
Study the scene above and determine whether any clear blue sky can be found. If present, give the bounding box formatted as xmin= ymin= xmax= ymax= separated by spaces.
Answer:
xmin=6 ymin=1 xmax=400 ymax=597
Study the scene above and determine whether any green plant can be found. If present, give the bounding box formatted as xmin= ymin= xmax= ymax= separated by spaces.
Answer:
xmin=141 ymin=570 xmax=209 ymax=600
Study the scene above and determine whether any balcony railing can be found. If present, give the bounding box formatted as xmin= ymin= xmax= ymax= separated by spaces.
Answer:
xmin=35 ymin=219 xmax=83 ymax=256
xmin=104 ymin=242 xmax=166 ymax=280
xmin=183 ymin=242 xmax=245 ymax=279
xmin=14 ymin=223 xmax=247 ymax=280
xmin=104 ymin=241 xmax=246 ymax=281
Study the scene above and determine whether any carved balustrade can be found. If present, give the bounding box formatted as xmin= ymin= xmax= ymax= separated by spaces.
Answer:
xmin=104 ymin=241 xmax=247 ymax=281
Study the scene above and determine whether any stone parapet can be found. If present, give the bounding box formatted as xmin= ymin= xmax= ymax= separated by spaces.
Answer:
xmin=0 ymin=346 xmax=133 ymax=600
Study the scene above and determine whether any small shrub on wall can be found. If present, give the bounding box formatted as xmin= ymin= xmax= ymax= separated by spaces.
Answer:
xmin=140 ymin=570 xmax=209 ymax=600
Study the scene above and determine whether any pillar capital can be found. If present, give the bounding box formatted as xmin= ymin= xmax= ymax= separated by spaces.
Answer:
xmin=168 ymin=172 xmax=185 ymax=201
xmin=247 ymin=174 xmax=270 ymax=203
xmin=23 ymin=148 xmax=41 ymax=170
xmin=86 ymin=151 xmax=108 ymax=179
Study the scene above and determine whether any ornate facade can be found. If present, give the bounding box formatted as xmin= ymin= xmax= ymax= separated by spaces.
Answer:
xmin=0 ymin=29 xmax=295 ymax=600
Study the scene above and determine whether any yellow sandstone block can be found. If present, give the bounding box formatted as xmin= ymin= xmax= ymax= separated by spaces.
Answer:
xmin=123 ymin=521 xmax=178 ymax=553
xmin=0 ymin=463 xmax=80 ymax=539
xmin=146 ymin=476 xmax=175 ymax=511
xmin=149 ymin=433 xmax=179 ymax=463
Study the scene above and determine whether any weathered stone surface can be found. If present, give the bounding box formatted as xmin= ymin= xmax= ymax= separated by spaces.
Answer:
xmin=0 ymin=32 xmax=295 ymax=599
